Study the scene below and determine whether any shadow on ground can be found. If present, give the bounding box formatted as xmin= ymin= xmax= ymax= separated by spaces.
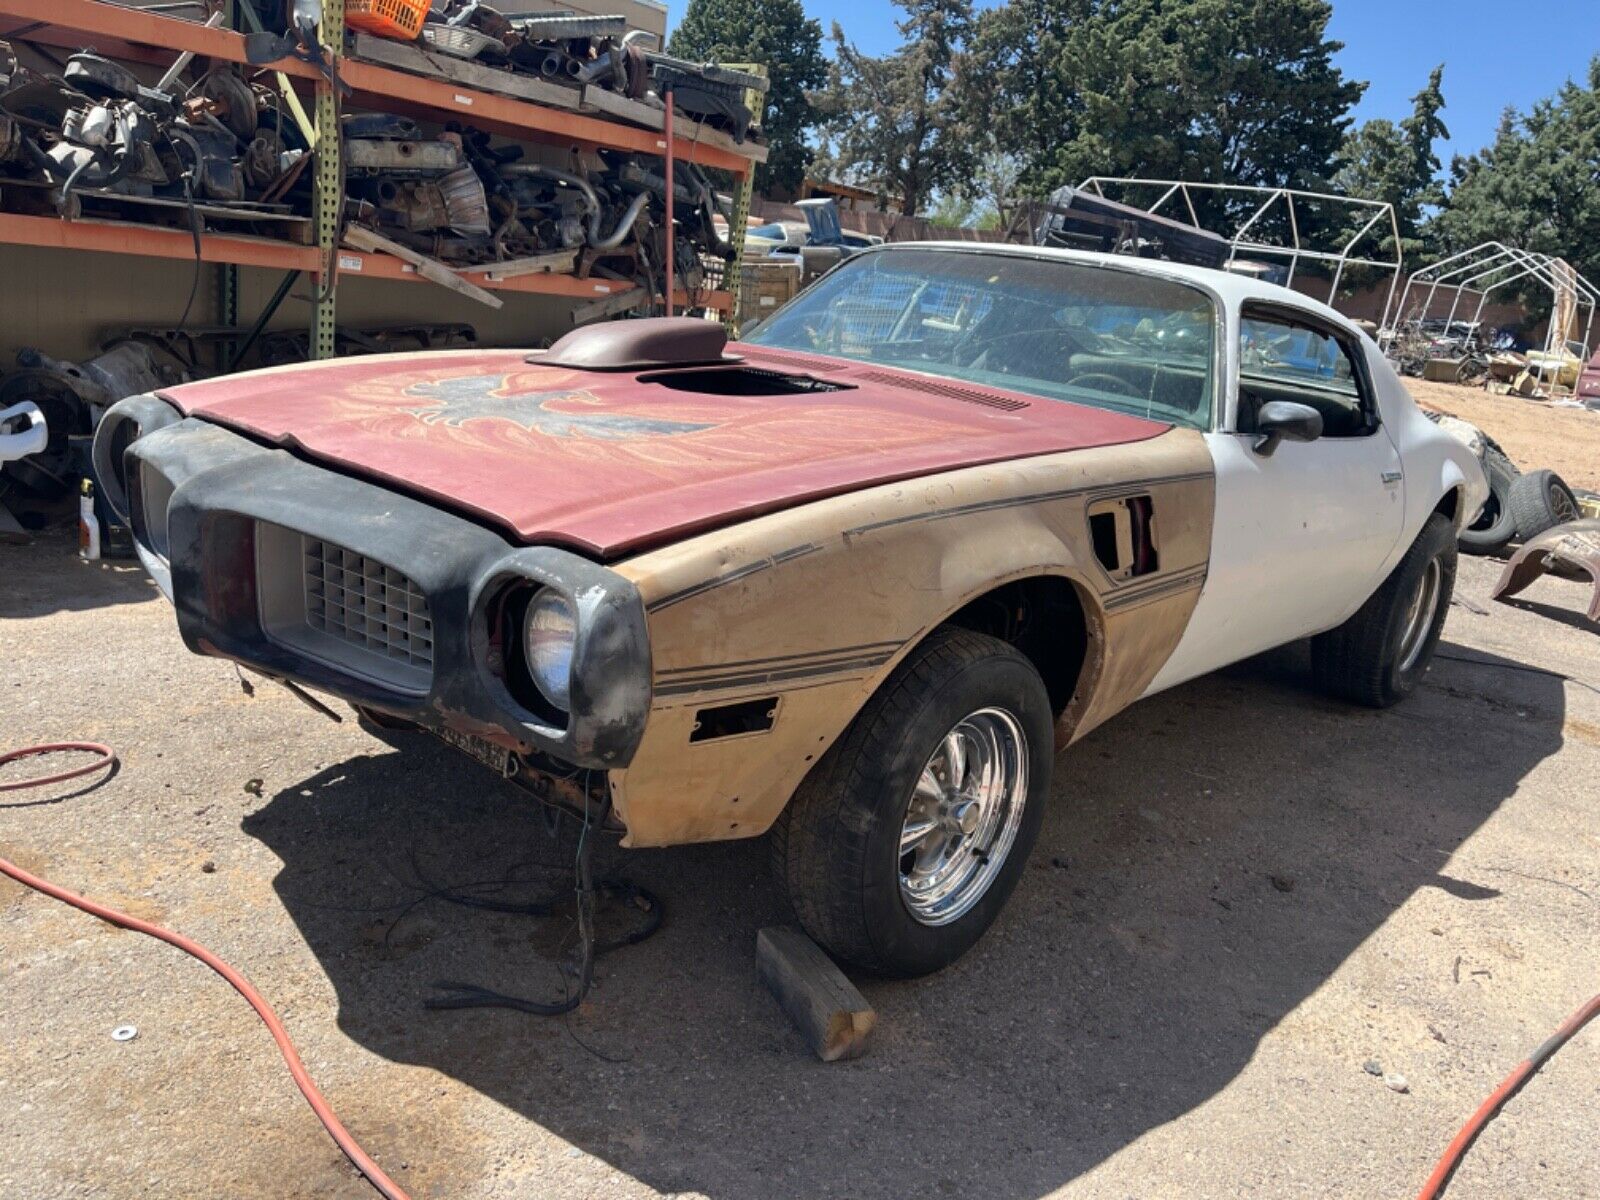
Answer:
xmin=242 ymin=639 xmax=1563 ymax=1200
xmin=0 ymin=531 xmax=154 ymax=617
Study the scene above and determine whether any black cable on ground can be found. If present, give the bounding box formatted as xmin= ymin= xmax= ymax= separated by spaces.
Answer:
xmin=1434 ymin=648 xmax=1600 ymax=697
xmin=419 ymin=786 xmax=664 ymax=1018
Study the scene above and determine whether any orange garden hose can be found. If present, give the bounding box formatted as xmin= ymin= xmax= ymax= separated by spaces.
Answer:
xmin=0 ymin=742 xmax=116 ymax=792
xmin=0 ymin=744 xmax=412 ymax=1200
xmin=1415 ymin=989 xmax=1600 ymax=1199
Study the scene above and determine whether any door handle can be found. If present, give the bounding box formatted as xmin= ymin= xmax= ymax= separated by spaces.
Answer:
xmin=1381 ymin=470 xmax=1403 ymax=485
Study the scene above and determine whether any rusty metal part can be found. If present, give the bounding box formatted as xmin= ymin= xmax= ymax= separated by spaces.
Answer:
xmin=0 ymin=113 xmax=23 ymax=164
xmin=196 ymin=69 xmax=258 ymax=141
xmin=241 ymin=135 xmax=281 ymax=191
xmin=346 ymin=137 xmax=462 ymax=174
xmin=1491 ymin=519 xmax=1600 ymax=624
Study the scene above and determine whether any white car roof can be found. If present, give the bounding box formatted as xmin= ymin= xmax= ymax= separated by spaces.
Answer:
xmin=863 ymin=241 xmax=1354 ymax=329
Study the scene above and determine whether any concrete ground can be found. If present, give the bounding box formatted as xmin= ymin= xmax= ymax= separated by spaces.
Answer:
xmin=3 ymin=534 xmax=1598 ymax=1200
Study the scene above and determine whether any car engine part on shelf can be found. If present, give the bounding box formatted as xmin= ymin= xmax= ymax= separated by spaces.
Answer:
xmin=0 ymin=31 xmax=742 ymax=304
xmin=0 ymin=46 xmax=284 ymax=212
xmin=643 ymin=52 xmax=768 ymax=143
xmin=424 ymin=0 xmax=765 ymax=135
xmin=346 ymin=138 xmax=465 ymax=173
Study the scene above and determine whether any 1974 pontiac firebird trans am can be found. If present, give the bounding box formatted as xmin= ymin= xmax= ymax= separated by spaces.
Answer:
xmin=96 ymin=245 xmax=1487 ymax=976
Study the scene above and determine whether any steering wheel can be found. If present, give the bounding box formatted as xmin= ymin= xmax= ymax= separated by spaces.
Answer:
xmin=958 ymin=327 xmax=1088 ymax=373
xmin=1064 ymin=371 xmax=1144 ymax=399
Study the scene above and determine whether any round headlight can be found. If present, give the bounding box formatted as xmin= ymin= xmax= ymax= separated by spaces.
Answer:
xmin=522 ymin=589 xmax=576 ymax=711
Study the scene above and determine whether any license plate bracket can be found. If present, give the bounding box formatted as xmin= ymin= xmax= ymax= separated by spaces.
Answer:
xmin=433 ymin=726 xmax=513 ymax=776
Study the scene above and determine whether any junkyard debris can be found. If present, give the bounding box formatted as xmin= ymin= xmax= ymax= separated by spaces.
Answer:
xmin=1491 ymin=519 xmax=1600 ymax=625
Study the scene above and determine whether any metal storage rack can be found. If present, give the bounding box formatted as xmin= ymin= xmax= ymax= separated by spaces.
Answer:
xmin=0 ymin=0 xmax=761 ymax=357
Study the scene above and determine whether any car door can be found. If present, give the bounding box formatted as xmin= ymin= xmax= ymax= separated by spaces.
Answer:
xmin=1146 ymin=301 xmax=1407 ymax=693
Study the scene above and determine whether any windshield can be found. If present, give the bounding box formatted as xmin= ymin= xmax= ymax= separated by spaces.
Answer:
xmin=745 ymin=248 xmax=1217 ymax=429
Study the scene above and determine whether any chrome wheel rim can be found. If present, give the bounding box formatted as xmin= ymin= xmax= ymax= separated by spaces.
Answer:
xmin=898 ymin=707 xmax=1029 ymax=927
xmin=1398 ymin=557 xmax=1443 ymax=674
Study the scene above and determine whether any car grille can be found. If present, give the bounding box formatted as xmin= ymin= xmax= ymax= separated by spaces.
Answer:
xmin=137 ymin=462 xmax=177 ymax=560
xmin=303 ymin=539 xmax=435 ymax=672
xmin=255 ymin=523 xmax=434 ymax=695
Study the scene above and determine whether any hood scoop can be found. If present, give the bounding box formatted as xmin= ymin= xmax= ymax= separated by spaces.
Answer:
xmin=532 ymin=316 xmax=743 ymax=372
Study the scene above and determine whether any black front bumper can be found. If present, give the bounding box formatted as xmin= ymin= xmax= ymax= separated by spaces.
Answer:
xmin=100 ymin=399 xmax=651 ymax=769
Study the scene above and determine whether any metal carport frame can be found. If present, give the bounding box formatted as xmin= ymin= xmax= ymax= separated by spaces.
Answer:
xmin=1383 ymin=242 xmax=1597 ymax=398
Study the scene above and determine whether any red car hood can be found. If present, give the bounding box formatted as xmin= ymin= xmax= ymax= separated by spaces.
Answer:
xmin=159 ymin=344 xmax=1168 ymax=558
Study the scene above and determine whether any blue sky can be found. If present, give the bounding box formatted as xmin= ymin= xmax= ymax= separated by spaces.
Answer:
xmin=663 ymin=0 xmax=1599 ymax=163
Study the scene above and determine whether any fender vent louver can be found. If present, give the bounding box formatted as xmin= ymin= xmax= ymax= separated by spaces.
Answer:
xmin=854 ymin=370 xmax=1030 ymax=412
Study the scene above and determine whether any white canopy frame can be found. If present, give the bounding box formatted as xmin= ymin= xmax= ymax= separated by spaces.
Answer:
xmin=1384 ymin=242 xmax=1597 ymax=397
xmin=1078 ymin=178 xmax=1404 ymax=316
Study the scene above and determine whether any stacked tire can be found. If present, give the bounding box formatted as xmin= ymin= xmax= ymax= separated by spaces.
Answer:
xmin=1507 ymin=468 xmax=1581 ymax=540
xmin=1459 ymin=434 xmax=1580 ymax=555
xmin=1458 ymin=443 xmax=1519 ymax=555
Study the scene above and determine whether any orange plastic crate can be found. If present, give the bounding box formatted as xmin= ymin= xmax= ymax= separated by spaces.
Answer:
xmin=346 ymin=0 xmax=429 ymax=40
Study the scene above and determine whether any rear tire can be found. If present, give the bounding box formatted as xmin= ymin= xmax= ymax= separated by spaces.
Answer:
xmin=1458 ymin=446 xmax=1518 ymax=555
xmin=1312 ymin=513 xmax=1456 ymax=708
xmin=769 ymin=627 xmax=1053 ymax=977
xmin=1507 ymin=468 xmax=1580 ymax=541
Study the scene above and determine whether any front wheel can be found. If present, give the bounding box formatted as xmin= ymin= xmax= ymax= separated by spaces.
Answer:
xmin=1311 ymin=512 xmax=1456 ymax=707
xmin=770 ymin=628 xmax=1054 ymax=977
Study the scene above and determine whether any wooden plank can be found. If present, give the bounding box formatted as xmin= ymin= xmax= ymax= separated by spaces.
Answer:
xmin=459 ymin=249 xmax=579 ymax=279
xmin=341 ymin=248 xmax=639 ymax=300
xmin=580 ymin=84 xmax=770 ymax=165
xmin=569 ymin=287 xmax=648 ymax=326
xmin=756 ymin=927 xmax=875 ymax=1062
xmin=349 ymin=32 xmax=579 ymax=112
xmin=341 ymin=225 xmax=503 ymax=309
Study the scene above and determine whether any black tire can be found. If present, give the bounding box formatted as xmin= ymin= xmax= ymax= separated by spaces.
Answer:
xmin=1507 ymin=468 xmax=1580 ymax=541
xmin=769 ymin=627 xmax=1053 ymax=977
xmin=1311 ymin=512 xmax=1456 ymax=708
xmin=1458 ymin=446 xmax=1519 ymax=555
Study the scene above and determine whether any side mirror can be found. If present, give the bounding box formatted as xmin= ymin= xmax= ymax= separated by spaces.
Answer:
xmin=1252 ymin=400 xmax=1323 ymax=457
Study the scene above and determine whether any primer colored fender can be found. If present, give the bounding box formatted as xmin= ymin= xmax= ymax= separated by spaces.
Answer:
xmin=1491 ymin=519 xmax=1600 ymax=624
xmin=608 ymin=428 xmax=1216 ymax=847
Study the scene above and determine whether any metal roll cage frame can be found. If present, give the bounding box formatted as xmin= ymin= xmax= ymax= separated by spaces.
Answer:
xmin=1076 ymin=177 xmax=1404 ymax=316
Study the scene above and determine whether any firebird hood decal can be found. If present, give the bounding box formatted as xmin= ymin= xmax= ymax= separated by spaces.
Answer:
xmin=402 ymin=376 xmax=715 ymax=439
xmin=159 ymin=348 xmax=1171 ymax=558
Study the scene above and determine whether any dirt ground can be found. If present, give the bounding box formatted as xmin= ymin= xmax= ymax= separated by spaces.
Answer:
xmin=4 ymin=449 xmax=1600 ymax=1197
xmin=1405 ymin=377 xmax=1600 ymax=493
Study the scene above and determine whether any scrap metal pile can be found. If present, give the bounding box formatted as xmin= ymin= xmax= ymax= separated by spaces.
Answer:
xmin=0 ymin=5 xmax=757 ymax=301
xmin=420 ymin=2 xmax=768 ymax=144
xmin=0 ymin=40 xmax=307 ymax=221
xmin=342 ymin=115 xmax=734 ymax=285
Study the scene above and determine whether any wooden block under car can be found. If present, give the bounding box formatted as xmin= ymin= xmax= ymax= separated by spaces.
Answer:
xmin=757 ymin=926 xmax=876 ymax=1061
